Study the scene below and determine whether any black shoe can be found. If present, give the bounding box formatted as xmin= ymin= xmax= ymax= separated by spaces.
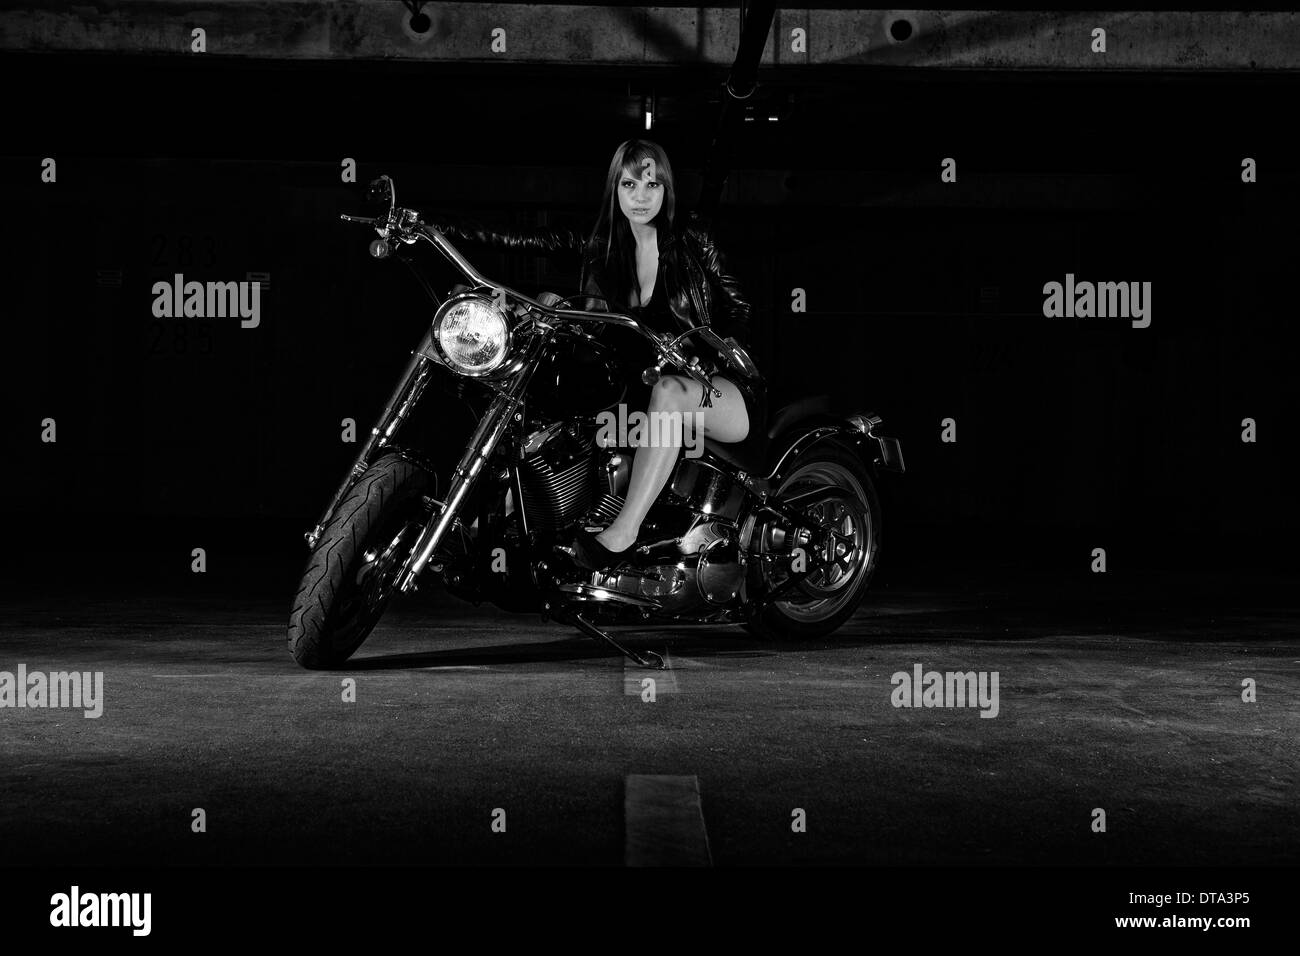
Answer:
xmin=564 ymin=527 xmax=632 ymax=572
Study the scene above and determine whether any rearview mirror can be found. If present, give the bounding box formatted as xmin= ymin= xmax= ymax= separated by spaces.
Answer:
xmin=366 ymin=175 xmax=395 ymax=212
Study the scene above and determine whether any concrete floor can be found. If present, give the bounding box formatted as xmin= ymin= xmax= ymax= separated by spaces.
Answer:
xmin=1 ymin=565 xmax=1295 ymax=866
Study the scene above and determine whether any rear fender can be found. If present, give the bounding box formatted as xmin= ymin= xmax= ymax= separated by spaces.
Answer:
xmin=766 ymin=414 xmax=905 ymax=485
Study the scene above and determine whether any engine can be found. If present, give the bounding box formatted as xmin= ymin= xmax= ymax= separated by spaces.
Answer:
xmin=517 ymin=420 xmax=599 ymax=534
xmin=593 ymin=456 xmax=749 ymax=614
xmin=531 ymin=420 xmax=751 ymax=614
xmin=518 ymin=419 xmax=637 ymax=534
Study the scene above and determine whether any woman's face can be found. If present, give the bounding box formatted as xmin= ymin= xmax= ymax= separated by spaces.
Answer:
xmin=617 ymin=158 xmax=664 ymax=226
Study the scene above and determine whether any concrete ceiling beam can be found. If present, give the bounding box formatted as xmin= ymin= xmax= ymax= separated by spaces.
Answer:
xmin=1 ymin=4 xmax=1296 ymax=72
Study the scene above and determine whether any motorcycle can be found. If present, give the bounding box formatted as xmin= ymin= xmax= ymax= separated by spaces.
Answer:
xmin=289 ymin=176 xmax=906 ymax=669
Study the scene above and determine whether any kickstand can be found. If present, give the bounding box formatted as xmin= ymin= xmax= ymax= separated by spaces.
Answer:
xmin=566 ymin=612 xmax=665 ymax=669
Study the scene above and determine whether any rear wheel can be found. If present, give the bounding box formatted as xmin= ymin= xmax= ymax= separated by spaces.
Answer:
xmin=745 ymin=442 xmax=881 ymax=641
xmin=288 ymin=454 xmax=430 ymax=669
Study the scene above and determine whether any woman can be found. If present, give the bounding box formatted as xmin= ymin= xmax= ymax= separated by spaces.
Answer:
xmin=431 ymin=139 xmax=758 ymax=572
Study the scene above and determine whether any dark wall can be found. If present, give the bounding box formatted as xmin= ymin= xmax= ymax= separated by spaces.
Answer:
xmin=2 ymin=53 xmax=1294 ymax=583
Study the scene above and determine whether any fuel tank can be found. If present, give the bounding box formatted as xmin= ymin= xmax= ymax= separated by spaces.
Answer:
xmin=527 ymin=327 xmax=626 ymax=418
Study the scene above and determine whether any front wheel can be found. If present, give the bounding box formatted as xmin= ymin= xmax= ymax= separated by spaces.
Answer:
xmin=745 ymin=442 xmax=881 ymax=641
xmin=288 ymin=454 xmax=430 ymax=669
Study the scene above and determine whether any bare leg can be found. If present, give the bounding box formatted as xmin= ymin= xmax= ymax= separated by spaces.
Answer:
xmin=597 ymin=375 xmax=749 ymax=552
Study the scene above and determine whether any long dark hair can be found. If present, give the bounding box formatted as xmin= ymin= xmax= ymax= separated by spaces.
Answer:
xmin=585 ymin=139 xmax=678 ymax=308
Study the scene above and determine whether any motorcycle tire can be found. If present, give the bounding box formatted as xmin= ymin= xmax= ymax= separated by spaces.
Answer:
xmin=288 ymin=453 xmax=430 ymax=669
xmin=744 ymin=441 xmax=882 ymax=642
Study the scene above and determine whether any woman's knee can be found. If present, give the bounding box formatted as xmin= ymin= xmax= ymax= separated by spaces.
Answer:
xmin=649 ymin=375 xmax=694 ymax=412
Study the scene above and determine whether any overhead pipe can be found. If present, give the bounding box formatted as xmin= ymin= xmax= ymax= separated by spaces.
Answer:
xmin=695 ymin=0 xmax=776 ymax=221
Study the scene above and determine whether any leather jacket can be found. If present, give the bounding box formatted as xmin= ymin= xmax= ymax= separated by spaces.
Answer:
xmin=428 ymin=210 xmax=754 ymax=350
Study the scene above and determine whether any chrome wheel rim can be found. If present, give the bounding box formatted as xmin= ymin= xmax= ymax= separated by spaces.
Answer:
xmin=762 ymin=461 xmax=874 ymax=623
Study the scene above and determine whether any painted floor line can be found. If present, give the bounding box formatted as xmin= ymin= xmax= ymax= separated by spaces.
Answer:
xmin=624 ymin=774 xmax=712 ymax=867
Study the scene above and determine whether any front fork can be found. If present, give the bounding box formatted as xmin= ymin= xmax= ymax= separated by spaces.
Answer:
xmin=394 ymin=339 xmax=544 ymax=593
xmin=304 ymin=330 xmax=439 ymax=551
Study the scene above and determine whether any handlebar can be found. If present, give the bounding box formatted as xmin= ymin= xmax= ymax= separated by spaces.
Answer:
xmin=340 ymin=207 xmax=726 ymax=398
xmin=543 ymin=305 xmax=721 ymax=398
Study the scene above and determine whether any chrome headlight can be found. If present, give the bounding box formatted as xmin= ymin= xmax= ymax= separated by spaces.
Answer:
xmin=432 ymin=293 xmax=511 ymax=376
